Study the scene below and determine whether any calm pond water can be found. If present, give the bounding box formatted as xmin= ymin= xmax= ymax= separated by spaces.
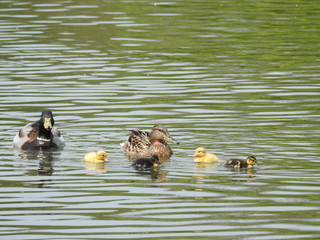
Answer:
xmin=0 ymin=0 xmax=319 ymax=239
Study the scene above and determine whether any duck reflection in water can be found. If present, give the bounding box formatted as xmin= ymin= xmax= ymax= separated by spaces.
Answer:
xmin=16 ymin=149 xmax=62 ymax=176
xmin=84 ymin=162 xmax=108 ymax=174
xmin=150 ymin=168 xmax=167 ymax=183
xmin=133 ymin=166 xmax=168 ymax=183
xmin=228 ymin=168 xmax=257 ymax=182
xmin=193 ymin=162 xmax=220 ymax=181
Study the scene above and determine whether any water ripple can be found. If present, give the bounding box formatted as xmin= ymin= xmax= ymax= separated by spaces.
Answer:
xmin=0 ymin=0 xmax=319 ymax=239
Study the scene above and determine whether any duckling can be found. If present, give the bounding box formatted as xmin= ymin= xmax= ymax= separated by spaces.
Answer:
xmin=13 ymin=111 xmax=65 ymax=150
xmin=83 ymin=151 xmax=108 ymax=163
xmin=132 ymin=155 xmax=160 ymax=170
xmin=193 ymin=147 xmax=220 ymax=163
xmin=121 ymin=125 xmax=179 ymax=158
xmin=224 ymin=156 xmax=257 ymax=169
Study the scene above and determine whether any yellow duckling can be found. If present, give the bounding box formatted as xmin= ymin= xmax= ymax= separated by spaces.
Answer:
xmin=83 ymin=151 xmax=108 ymax=163
xmin=193 ymin=147 xmax=220 ymax=163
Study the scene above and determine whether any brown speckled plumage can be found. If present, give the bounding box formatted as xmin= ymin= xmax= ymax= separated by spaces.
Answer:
xmin=122 ymin=125 xmax=178 ymax=159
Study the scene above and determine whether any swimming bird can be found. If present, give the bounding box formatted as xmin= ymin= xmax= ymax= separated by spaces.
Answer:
xmin=83 ymin=151 xmax=108 ymax=163
xmin=121 ymin=124 xmax=179 ymax=159
xmin=13 ymin=111 xmax=65 ymax=150
xmin=193 ymin=147 xmax=220 ymax=163
xmin=224 ymin=156 xmax=257 ymax=168
xmin=132 ymin=155 xmax=160 ymax=170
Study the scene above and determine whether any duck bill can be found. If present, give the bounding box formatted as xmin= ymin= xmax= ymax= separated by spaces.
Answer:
xmin=165 ymin=136 xmax=179 ymax=144
xmin=43 ymin=117 xmax=53 ymax=130
xmin=249 ymin=160 xmax=258 ymax=166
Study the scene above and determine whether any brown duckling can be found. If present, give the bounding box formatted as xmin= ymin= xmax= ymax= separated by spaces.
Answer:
xmin=193 ymin=147 xmax=220 ymax=163
xmin=13 ymin=111 xmax=65 ymax=150
xmin=224 ymin=156 xmax=257 ymax=169
xmin=83 ymin=151 xmax=108 ymax=163
xmin=132 ymin=155 xmax=160 ymax=170
xmin=121 ymin=124 xmax=179 ymax=158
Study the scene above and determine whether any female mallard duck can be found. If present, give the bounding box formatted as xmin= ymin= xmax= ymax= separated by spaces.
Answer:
xmin=193 ymin=147 xmax=220 ymax=163
xmin=83 ymin=151 xmax=108 ymax=163
xmin=13 ymin=111 xmax=65 ymax=150
xmin=132 ymin=155 xmax=160 ymax=170
xmin=224 ymin=156 xmax=257 ymax=169
xmin=121 ymin=124 xmax=179 ymax=159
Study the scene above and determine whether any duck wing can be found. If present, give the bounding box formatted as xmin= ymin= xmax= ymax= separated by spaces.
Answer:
xmin=51 ymin=126 xmax=65 ymax=148
xmin=224 ymin=159 xmax=245 ymax=168
xmin=13 ymin=122 xmax=39 ymax=148
xmin=131 ymin=129 xmax=150 ymax=143
xmin=123 ymin=129 xmax=151 ymax=153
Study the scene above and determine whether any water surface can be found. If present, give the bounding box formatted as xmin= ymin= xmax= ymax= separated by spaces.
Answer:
xmin=0 ymin=0 xmax=319 ymax=239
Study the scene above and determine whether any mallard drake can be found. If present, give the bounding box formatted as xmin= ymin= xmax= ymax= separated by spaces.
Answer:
xmin=83 ymin=151 xmax=108 ymax=163
xmin=132 ymin=155 xmax=160 ymax=169
xmin=121 ymin=124 xmax=179 ymax=159
xmin=224 ymin=156 xmax=257 ymax=169
xmin=13 ymin=111 xmax=65 ymax=150
xmin=193 ymin=147 xmax=220 ymax=163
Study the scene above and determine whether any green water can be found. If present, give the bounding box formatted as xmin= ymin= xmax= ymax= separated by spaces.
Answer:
xmin=0 ymin=0 xmax=319 ymax=239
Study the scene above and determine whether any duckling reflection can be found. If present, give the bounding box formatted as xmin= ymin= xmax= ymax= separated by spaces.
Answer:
xmin=193 ymin=162 xmax=219 ymax=181
xmin=194 ymin=161 xmax=219 ymax=169
xmin=227 ymin=166 xmax=258 ymax=174
xmin=150 ymin=168 xmax=167 ymax=183
xmin=227 ymin=168 xmax=257 ymax=182
xmin=84 ymin=162 xmax=107 ymax=174
xmin=133 ymin=166 xmax=167 ymax=183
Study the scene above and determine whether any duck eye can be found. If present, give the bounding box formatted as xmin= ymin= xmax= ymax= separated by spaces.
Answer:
xmin=158 ymin=129 xmax=166 ymax=134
